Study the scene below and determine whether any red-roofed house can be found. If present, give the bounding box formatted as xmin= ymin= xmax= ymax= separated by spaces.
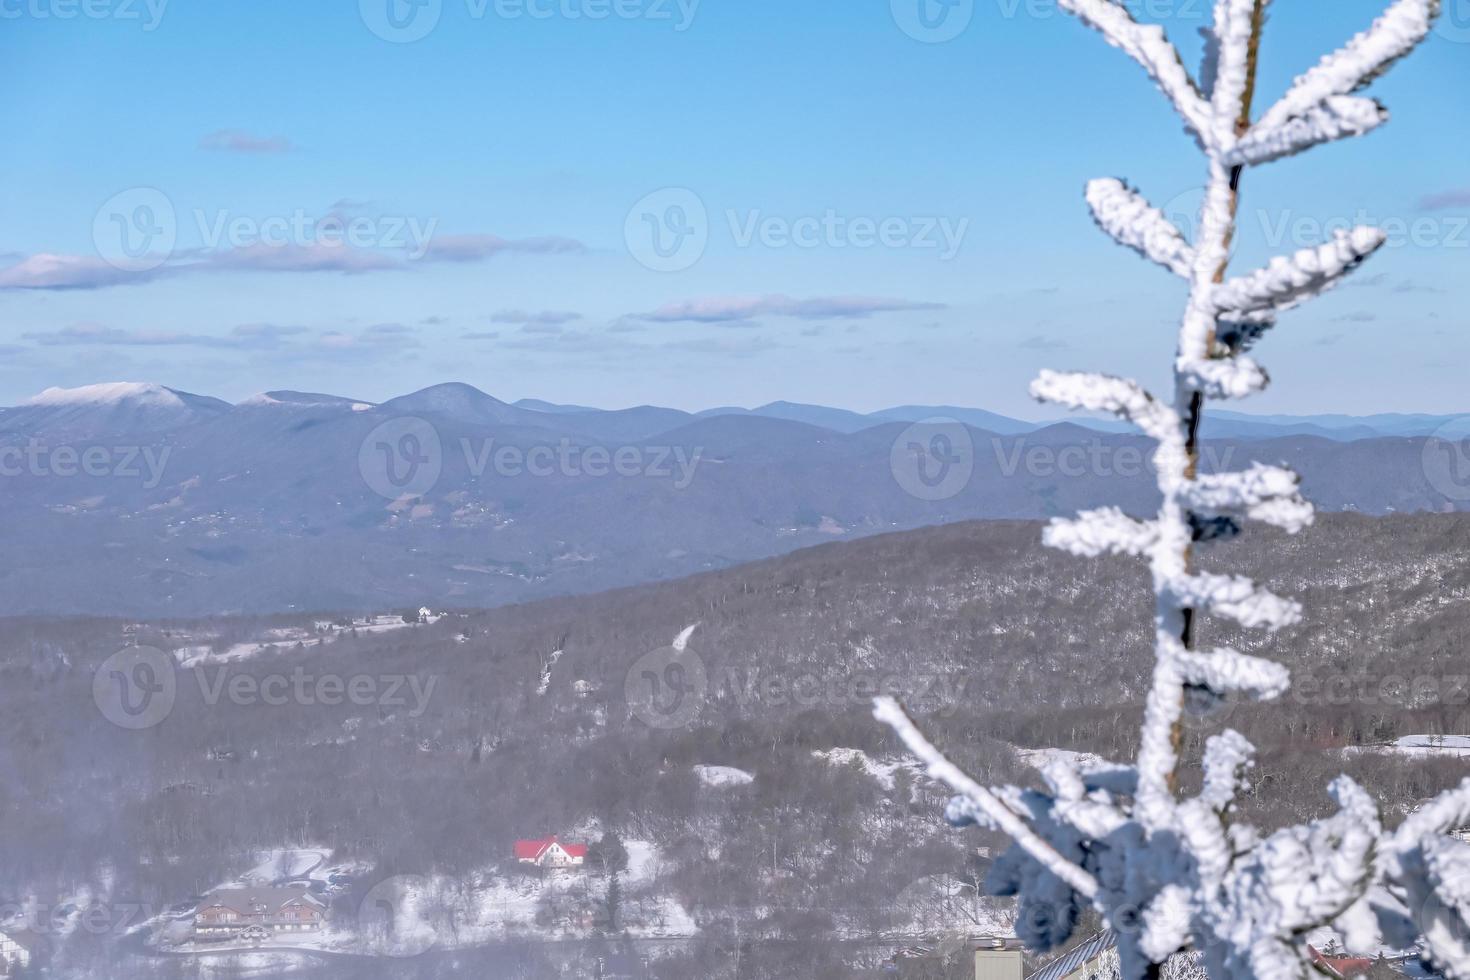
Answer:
xmin=1307 ymin=946 xmax=1376 ymax=979
xmin=514 ymin=835 xmax=588 ymax=869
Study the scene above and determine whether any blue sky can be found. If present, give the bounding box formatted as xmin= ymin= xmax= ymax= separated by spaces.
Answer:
xmin=0 ymin=0 xmax=1466 ymax=415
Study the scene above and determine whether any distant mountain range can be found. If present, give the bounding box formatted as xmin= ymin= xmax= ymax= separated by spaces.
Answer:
xmin=0 ymin=380 xmax=1466 ymax=617
xmin=9 ymin=382 xmax=1467 ymax=442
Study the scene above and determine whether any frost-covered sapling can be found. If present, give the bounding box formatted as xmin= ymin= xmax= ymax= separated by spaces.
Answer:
xmin=876 ymin=2 xmax=1470 ymax=978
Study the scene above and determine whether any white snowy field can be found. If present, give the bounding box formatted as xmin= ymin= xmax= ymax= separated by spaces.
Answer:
xmin=172 ymin=615 xmax=442 ymax=668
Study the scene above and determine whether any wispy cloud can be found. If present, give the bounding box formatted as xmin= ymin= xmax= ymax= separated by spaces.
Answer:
xmin=660 ymin=335 xmax=783 ymax=355
xmin=1419 ymin=188 xmax=1470 ymax=211
xmin=1019 ymin=334 xmax=1068 ymax=350
xmin=22 ymin=322 xmax=309 ymax=349
xmin=203 ymin=242 xmax=401 ymax=274
xmin=0 ymin=230 xmax=587 ymax=291
xmin=0 ymin=254 xmax=165 ymax=290
xmin=632 ymin=294 xmax=945 ymax=325
xmin=199 ymin=129 xmax=294 ymax=154
xmin=1393 ymin=279 xmax=1446 ymax=295
xmin=490 ymin=309 xmax=583 ymax=328
xmin=499 ymin=330 xmax=638 ymax=355
xmin=419 ymin=234 xmax=585 ymax=263
xmin=20 ymin=322 xmax=418 ymax=363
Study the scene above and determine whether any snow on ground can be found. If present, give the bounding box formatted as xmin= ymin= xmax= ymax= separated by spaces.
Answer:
xmin=1342 ymin=735 xmax=1470 ymax=759
xmin=174 ymin=616 xmax=439 ymax=667
xmin=812 ymin=747 xmax=921 ymax=791
xmin=167 ymin=839 xmax=697 ymax=959
xmin=692 ymin=765 xmax=755 ymax=788
xmin=536 ymin=649 xmax=564 ymax=696
xmin=211 ymin=848 xmax=336 ymax=891
xmin=192 ymin=952 xmax=313 ymax=978
xmin=1015 ymin=746 xmax=1108 ymax=772
xmin=25 ymin=381 xmax=182 ymax=407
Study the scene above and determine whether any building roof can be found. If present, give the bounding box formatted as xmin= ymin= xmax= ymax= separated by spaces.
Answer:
xmin=1027 ymin=934 xmax=1385 ymax=980
xmin=1308 ymin=945 xmax=1377 ymax=979
xmin=1026 ymin=931 xmax=1118 ymax=980
xmin=200 ymin=886 xmax=325 ymax=914
xmin=514 ymin=836 xmax=588 ymax=861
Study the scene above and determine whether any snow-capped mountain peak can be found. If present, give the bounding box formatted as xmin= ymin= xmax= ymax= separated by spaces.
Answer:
xmin=239 ymin=390 xmax=376 ymax=411
xmin=24 ymin=381 xmax=188 ymax=408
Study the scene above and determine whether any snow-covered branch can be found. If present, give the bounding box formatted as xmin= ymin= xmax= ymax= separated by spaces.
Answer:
xmin=1226 ymin=96 xmax=1388 ymax=166
xmin=1169 ymin=647 xmax=1291 ymax=702
xmin=1043 ymin=508 xmax=1158 ymax=558
xmin=874 ymin=1 xmax=1465 ymax=977
xmin=1085 ymin=178 xmax=1195 ymax=278
xmin=1184 ymin=463 xmax=1314 ymax=532
xmin=1166 ymin=572 xmax=1302 ymax=631
xmin=1058 ymin=0 xmax=1212 ymax=146
xmin=1256 ymin=0 xmax=1441 ymax=133
xmin=1212 ymin=227 xmax=1388 ymax=318
xmin=872 ymin=697 xmax=1099 ymax=899
xmin=1030 ymin=370 xmax=1178 ymax=442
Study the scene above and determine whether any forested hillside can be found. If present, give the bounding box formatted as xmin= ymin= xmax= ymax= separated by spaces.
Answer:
xmin=2 ymin=513 xmax=1467 ymax=977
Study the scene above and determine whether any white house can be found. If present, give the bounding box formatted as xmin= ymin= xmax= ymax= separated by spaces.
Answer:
xmin=0 ymin=929 xmax=37 ymax=973
xmin=514 ymin=835 xmax=588 ymax=868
